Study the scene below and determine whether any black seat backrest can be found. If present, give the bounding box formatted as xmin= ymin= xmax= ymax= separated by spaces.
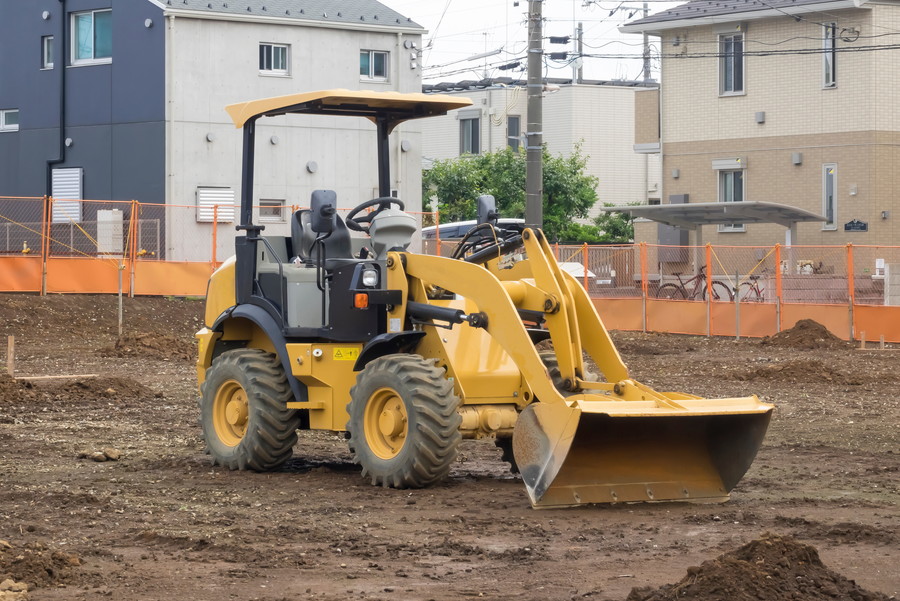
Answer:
xmin=290 ymin=194 xmax=353 ymax=264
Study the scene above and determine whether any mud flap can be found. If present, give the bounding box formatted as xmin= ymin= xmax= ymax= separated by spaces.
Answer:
xmin=513 ymin=400 xmax=772 ymax=508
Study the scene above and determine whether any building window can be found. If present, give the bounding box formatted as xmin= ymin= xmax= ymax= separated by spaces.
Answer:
xmin=823 ymin=164 xmax=837 ymax=230
xmin=823 ymin=24 xmax=836 ymax=88
xmin=71 ymin=9 xmax=112 ymax=65
xmin=718 ymin=170 xmax=745 ymax=232
xmin=42 ymin=36 xmax=54 ymax=69
xmin=507 ymin=115 xmax=521 ymax=151
xmin=259 ymin=199 xmax=286 ymax=223
xmin=719 ymin=33 xmax=744 ymax=94
xmin=460 ymin=117 xmax=480 ymax=155
xmin=259 ymin=43 xmax=289 ymax=75
xmin=360 ymin=50 xmax=388 ymax=80
xmin=0 ymin=109 xmax=19 ymax=132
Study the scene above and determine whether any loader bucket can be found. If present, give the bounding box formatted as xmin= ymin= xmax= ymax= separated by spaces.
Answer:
xmin=513 ymin=399 xmax=772 ymax=508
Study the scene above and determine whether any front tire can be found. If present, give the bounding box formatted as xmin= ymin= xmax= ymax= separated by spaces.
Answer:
xmin=200 ymin=348 xmax=300 ymax=471
xmin=703 ymin=280 xmax=734 ymax=302
xmin=347 ymin=354 xmax=461 ymax=488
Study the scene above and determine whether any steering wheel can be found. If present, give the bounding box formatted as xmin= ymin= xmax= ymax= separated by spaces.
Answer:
xmin=345 ymin=197 xmax=405 ymax=232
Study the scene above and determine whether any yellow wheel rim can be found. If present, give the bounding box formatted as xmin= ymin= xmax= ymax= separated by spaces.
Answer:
xmin=212 ymin=379 xmax=249 ymax=447
xmin=364 ymin=387 xmax=408 ymax=459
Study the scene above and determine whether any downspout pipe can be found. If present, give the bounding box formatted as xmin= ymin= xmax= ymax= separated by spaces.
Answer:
xmin=46 ymin=0 xmax=68 ymax=196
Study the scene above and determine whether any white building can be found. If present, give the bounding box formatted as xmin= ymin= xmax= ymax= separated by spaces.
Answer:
xmin=419 ymin=79 xmax=662 ymax=221
xmin=165 ymin=1 xmax=426 ymax=259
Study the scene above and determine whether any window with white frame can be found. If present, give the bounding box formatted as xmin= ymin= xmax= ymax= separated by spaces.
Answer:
xmin=507 ymin=115 xmax=521 ymax=151
xmin=42 ymin=36 xmax=54 ymax=69
xmin=822 ymin=164 xmax=837 ymax=229
xmin=460 ymin=117 xmax=480 ymax=155
xmin=259 ymin=43 xmax=289 ymax=75
xmin=0 ymin=109 xmax=19 ymax=132
xmin=71 ymin=9 xmax=111 ymax=65
xmin=718 ymin=169 xmax=745 ymax=231
xmin=823 ymin=24 xmax=837 ymax=88
xmin=360 ymin=50 xmax=388 ymax=80
xmin=719 ymin=33 xmax=744 ymax=94
xmin=259 ymin=199 xmax=286 ymax=223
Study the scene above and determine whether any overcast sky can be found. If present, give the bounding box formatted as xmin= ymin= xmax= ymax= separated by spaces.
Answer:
xmin=377 ymin=0 xmax=680 ymax=83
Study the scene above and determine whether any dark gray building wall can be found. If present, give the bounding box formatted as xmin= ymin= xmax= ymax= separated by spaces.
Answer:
xmin=0 ymin=0 xmax=165 ymax=203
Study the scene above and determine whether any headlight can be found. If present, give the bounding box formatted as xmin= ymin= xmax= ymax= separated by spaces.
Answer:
xmin=361 ymin=268 xmax=379 ymax=288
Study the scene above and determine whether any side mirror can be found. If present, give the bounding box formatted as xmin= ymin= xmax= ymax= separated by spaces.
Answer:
xmin=477 ymin=194 xmax=498 ymax=225
xmin=310 ymin=189 xmax=337 ymax=234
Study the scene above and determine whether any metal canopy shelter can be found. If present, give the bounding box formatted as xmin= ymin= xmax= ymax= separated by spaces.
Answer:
xmin=600 ymin=201 xmax=827 ymax=245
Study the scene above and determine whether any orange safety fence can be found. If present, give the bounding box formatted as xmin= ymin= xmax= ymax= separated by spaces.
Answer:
xmin=3 ymin=196 xmax=900 ymax=342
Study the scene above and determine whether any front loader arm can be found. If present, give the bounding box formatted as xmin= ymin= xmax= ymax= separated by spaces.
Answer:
xmin=388 ymin=248 xmax=570 ymax=406
xmin=387 ymin=228 xmax=629 ymax=404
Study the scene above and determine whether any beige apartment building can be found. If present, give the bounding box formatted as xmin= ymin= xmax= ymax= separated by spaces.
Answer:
xmin=420 ymin=79 xmax=662 ymax=221
xmin=622 ymin=0 xmax=900 ymax=246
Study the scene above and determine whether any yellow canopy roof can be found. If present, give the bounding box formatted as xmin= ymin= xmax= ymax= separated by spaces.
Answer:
xmin=225 ymin=89 xmax=473 ymax=129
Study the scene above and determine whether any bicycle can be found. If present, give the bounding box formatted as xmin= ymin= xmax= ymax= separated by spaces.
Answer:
xmin=736 ymin=274 xmax=766 ymax=302
xmin=656 ymin=265 xmax=734 ymax=301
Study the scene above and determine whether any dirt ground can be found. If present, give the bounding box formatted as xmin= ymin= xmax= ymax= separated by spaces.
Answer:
xmin=0 ymin=293 xmax=897 ymax=601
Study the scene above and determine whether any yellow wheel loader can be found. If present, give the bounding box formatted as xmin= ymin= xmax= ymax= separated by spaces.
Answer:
xmin=196 ymin=89 xmax=773 ymax=508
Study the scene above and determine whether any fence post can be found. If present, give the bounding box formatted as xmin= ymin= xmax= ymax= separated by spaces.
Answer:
xmin=582 ymin=243 xmax=589 ymax=291
xmin=847 ymin=243 xmax=855 ymax=341
xmin=40 ymin=196 xmax=50 ymax=296
xmin=128 ymin=200 xmax=138 ymax=298
xmin=640 ymin=242 xmax=648 ymax=333
xmin=735 ymin=270 xmax=741 ymax=341
xmin=212 ymin=204 xmax=219 ymax=270
xmin=434 ymin=210 xmax=444 ymax=257
xmin=705 ymin=244 xmax=712 ymax=337
xmin=554 ymin=242 xmax=559 ymax=260
xmin=774 ymin=244 xmax=783 ymax=333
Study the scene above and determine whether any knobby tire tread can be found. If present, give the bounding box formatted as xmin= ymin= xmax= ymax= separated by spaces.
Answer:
xmin=200 ymin=348 xmax=300 ymax=472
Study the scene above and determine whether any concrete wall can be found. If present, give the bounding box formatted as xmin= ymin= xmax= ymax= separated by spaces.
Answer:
xmin=166 ymin=15 xmax=424 ymax=260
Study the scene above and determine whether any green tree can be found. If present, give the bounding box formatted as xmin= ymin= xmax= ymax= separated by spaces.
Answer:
xmin=422 ymin=145 xmax=611 ymax=242
xmin=591 ymin=203 xmax=636 ymax=244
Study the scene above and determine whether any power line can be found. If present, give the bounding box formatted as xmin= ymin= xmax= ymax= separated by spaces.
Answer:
xmin=582 ymin=42 xmax=900 ymax=59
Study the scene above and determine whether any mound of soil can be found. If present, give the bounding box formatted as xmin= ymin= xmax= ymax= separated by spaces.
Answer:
xmin=0 ymin=375 xmax=29 ymax=404
xmin=51 ymin=376 xmax=159 ymax=402
xmin=98 ymin=332 xmax=195 ymax=362
xmin=625 ymin=534 xmax=890 ymax=601
xmin=734 ymin=359 xmax=862 ymax=385
xmin=761 ymin=319 xmax=852 ymax=350
xmin=1 ymin=375 xmax=157 ymax=408
xmin=0 ymin=541 xmax=82 ymax=589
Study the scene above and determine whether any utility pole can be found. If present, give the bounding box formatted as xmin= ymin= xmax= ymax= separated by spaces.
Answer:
xmin=525 ymin=0 xmax=543 ymax=230
xmin=577 ymin=22 xmax=584 ymax=84
xmin=642 ymin=2 xmax=651 ymax=81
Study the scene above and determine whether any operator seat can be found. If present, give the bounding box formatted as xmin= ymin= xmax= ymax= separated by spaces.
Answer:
xmin=291 ymin=191 xmax=353 ymax=264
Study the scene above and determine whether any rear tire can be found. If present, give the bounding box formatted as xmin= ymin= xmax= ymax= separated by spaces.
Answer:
xmin=199 ymin=348 xmax=300 ymax=471
xmin=656 ymin=283 xmax=685 ymax=299
xmin=347 ymin=354 xmax=461 ymax=488
xmin=738 ymin=282 xmax=763 ymax=302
